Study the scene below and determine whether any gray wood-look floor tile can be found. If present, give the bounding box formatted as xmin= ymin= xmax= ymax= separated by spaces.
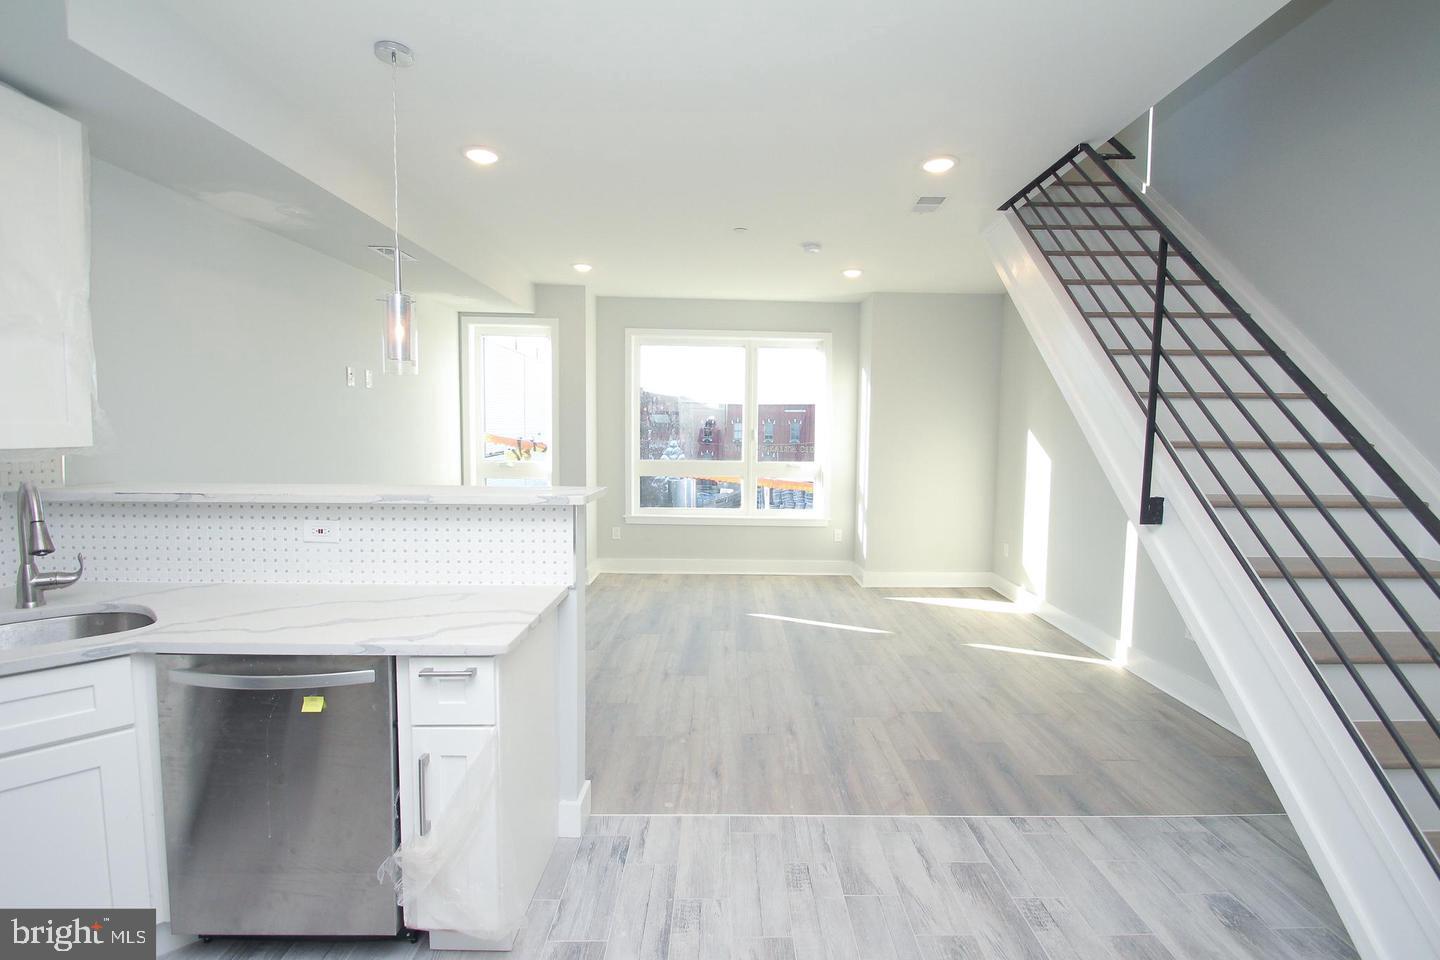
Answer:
xmin=1272 ymin=927 xmax=1360 ymax=960
xmin=538 ymin=839 xmax=583 ymax=899
xmin=913 ymin=935 xmax=985 ymax=960
xmin=541 ymin=942 xmax=609 ymax=960
xmin=946 ymin=862 xmax=1049 ymax=960
xmin=1017 ymin=833 xmax=1147 ymax=936
xmin=587 ymin=576 xmax=1280 ymax=817
xmin=669 ymin=900 xmax=732 ymax=960
xmin=1016 ymin=897 xmax=1132 ymax=960
xmin=177 ymin=814 xmax=1355 ymax=960
xmin=735 ymin=938 xmax=797 ymax=960
xmin=551 ymin=836 xmax=632 ymax=941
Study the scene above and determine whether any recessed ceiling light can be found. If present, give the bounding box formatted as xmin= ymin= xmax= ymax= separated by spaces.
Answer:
xmin=842 ymin=268 xmax=863 ymax=279
xmin=922 ymin=155 xmax=956 ymax=174
xmin=572 ymin=263 xmax=593 ymax=273
xmin=733 ymin=226 xmax=749 ymax=233
xmin=464 ymin=147 xmax=500 ymax=166
xmin=801 ymin=241 xmax=823 ymax=254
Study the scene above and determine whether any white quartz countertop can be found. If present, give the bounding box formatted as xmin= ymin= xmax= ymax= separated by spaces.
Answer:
xmin=0 ymin=580 xmax=569 ymax=677
xmin=44 ymin=482 xmax=606 ymax=506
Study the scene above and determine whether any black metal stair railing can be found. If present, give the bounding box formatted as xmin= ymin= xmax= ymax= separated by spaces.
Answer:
xmin=1000 ymin=142 xmax=1440 ymax=878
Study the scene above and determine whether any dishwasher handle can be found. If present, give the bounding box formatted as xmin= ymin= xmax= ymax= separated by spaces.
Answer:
xmin=168 ymin=667 xmax=377 ymax=690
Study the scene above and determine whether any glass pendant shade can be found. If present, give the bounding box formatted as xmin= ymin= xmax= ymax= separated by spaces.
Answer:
xmin=382 ymin=289 xmax=418 ymax=374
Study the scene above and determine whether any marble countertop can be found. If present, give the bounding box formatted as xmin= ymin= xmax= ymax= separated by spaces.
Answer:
xmin=44 ymin=483 xmax=606 ymax=506
xmin=0 ymin=580 xmax=569 ymax=677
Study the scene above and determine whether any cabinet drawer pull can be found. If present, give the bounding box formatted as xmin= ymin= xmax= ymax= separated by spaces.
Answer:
xmin=417 ymin=666 xmax=478 ymax=679
xmin=418 ymin=752 xmax=432 ymax=836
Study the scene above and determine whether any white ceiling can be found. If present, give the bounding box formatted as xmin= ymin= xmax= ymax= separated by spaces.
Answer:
xmin=18 ymin=0 xmax=1285 ymax=303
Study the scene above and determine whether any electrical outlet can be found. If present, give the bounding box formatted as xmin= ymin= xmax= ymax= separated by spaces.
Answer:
xmin=303 ymin=523 xmax=340 ymax=543
xmin=832 ymin=528 xmax=843 ymax=543
xmin=345 ymin=366 xmax=356 ymax=387
xmin=364 ymin=369 xmax=375 ymax=389
xmin=1002 ymin=542 xmax=1011 ymax=558
xmin=611 ymin=526 xmax=622 ymax=540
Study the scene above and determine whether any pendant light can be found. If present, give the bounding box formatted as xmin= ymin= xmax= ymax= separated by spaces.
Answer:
xmin=375 ymin=40 xmax=418 ymax=374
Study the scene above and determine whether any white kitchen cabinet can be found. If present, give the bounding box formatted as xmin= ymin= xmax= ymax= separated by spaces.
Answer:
xmin=0 ymin=82 xmax=94 ymax=450
xmin=0 ymin=727 xmax=151 ymax=907
xmin=0 ymin=657 xmax=156 ymax=910
xmin=406 ymin=725 xmax=502 ymax=934
xmin=396 ymin=610 xmax=559 ymax=951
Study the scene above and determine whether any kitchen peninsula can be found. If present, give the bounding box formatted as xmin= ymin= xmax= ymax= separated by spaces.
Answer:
xmin=0 ymin=480 xmax=602 ymax=951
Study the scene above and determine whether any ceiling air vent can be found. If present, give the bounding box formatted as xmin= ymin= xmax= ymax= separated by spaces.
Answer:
xmin=369 ymin=244 xmax=417 ymax=262
xmin=912 ymin=196 xmax=946 ymax=214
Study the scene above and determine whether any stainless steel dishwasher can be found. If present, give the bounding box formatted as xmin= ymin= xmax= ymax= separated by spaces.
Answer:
xmin=156 ymin=654 xmax=401 ymax=938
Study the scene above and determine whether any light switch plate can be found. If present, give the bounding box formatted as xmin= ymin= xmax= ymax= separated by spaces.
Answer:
xmin=345 ymin=366 xmax=356 ymax=387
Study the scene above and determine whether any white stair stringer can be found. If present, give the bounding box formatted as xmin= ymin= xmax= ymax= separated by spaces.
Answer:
xmin=984 ymin=211 xmax=1440 ymax=960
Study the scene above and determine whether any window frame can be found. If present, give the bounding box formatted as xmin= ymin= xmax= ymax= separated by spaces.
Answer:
xmin=625 ymin=328 xmax=831 ymax=525
xmin=459 ymin=316 xmax=559 ymax=487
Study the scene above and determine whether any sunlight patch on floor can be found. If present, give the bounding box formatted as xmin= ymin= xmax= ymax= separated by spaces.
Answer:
xmin=964 ymin=641 xmax=1117 ymax=666
xmin=747 ymin=612 xmax=892 ymax=635
xmin=886 ymin=594 xmax=1040 ymax=615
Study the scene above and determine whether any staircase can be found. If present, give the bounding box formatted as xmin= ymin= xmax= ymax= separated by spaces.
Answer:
xmin=985 ymin=142 xmax=1440 ymax=959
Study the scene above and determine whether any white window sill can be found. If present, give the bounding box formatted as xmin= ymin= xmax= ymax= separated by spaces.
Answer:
xmin=624 ymin=514 xmax=830 ymax=527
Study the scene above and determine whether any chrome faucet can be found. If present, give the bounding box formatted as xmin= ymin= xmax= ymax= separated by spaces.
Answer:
xmin=14 ymin=482 xmax=84 ymax=608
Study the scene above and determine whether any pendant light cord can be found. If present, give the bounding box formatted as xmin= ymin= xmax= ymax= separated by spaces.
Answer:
xmin=390 ymin=51 xmax=403 ymax=292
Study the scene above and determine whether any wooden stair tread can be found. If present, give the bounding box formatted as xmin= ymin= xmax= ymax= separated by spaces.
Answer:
xmin=1209 ymin=494 xmax=1403 ymax=509
xmin=1173 ymin=439 xmax=1351 ymax=451
xmin=1109 ymin=347 xmax=1267 ymax=357
xmin=1428 ymin=832 xmax=1440 ymax=855
xmin=1251 ymin=556 xmax=1440 ymax=580
xmin=1354 ymin=720 xmax=1440 ymax=770
xmin=1298 ymin=631 xmax=1435 ymax=665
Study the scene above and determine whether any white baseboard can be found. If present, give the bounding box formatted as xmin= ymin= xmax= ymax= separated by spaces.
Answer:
xmin=591 ymin=559 xmax=1015 ymax=590
xmin=989 ymin=576 xmax=1241 ymax=736
xmin=1125 ymin=648 xmax=1240 ymax=735
xmin=592 ymin=557 xmax=857 ymax=577
xmin=558 ymin=779 xmax=592 ymax=838
xmin=852 ymin=570 xmax=1008 ymax=590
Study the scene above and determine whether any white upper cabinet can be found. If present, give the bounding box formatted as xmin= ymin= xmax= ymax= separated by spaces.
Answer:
xmin=0 ymin=82 xmax=94 ymax=450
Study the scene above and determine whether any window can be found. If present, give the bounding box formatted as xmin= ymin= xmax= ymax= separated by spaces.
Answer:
xmin=461 ymin=319 xmax=555 ymax=486
xmin=627 ymin=330 xmax=828 ymax=523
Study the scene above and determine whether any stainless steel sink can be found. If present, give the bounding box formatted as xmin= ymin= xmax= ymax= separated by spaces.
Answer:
xmin=0 ymin=610 xmax=156 ymax=649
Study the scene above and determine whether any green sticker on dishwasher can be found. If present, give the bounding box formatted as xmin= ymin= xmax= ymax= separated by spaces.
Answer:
xmin=301 ymin=695 xmax=325 ymax=713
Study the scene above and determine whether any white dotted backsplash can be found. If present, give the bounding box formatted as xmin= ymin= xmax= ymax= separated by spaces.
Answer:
xmin=0 ymin=456 xmax=67 ymax=580
xmin=13 ymin=497 xmax=576 ymax=587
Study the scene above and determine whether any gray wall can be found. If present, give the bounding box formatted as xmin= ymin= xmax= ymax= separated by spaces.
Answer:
xmin=595 ymin=296 xmax=859 ymax=567
xmin=1117 ymin=0 xmax=1440 ymax=469
xmin=68 ymin=161 xmax=463 ymax=485
xmin=64 ymin=164 xmax=596 ymax=490
xmin=533 ymin=283 xmax=592 ymax=487
xmin=991 ymin=300 xmax=1231 ymax=725
xmin=856 ymin=293 xmax=1003 ymax=576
